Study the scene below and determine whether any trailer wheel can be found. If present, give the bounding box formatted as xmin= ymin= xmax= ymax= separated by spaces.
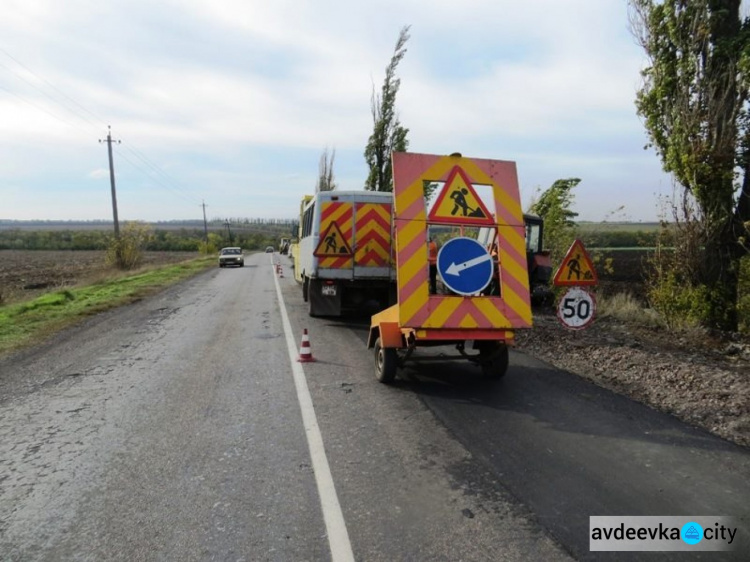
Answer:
xmin=374 ymin=337 xmax=397 ymax=384
xmin=479 ymin=343 xmax=509 ymax=379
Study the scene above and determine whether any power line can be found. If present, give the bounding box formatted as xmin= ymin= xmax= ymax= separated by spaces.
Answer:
xmin=119 ymin=142 xmax=202 ymax=205
xmin=113 ymin=146 xmax=202 ymax=207
xmin=1 ymin=47 xmax=108 ymax=128
xmin=0 ymin=54 xmax=103 ymax=133
xmin=0 ymin=80 xmax=85 ymax=132
xmin=0 ymin=48 xmax=205 ymax=211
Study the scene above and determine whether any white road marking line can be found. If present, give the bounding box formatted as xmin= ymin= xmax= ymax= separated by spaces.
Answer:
xmin=271 ymin=257 xmax=355 ymax=562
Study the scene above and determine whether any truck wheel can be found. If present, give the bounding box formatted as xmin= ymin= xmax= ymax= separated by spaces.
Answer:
xmin=374 ymin=337 xmax=397 ymax=384
xmin=302 ymin=275 xmax=309 ymax=302
xmin=479 ymin=342 xmax=509 ymax=379
xmin=307 ymin=277 xmax=319 ymax=317
xmin=308 ymin=291 xmax=318 ymax=317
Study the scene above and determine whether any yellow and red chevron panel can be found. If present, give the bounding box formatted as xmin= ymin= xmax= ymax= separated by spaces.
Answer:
xmin=355 ymin=202 xmax=392 ymax=267
xmin=318 ymin=201 xmax=353 ymax=269
xmin=392 ymin=152 xmax=532 ymax=331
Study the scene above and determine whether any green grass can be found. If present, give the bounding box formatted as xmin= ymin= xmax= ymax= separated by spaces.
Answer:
xmin=0 ymin=257 xmax=214 ymax=357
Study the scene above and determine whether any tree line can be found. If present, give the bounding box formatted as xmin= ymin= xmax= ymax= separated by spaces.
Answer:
xmin=0 ymin=224 xmax=294 ymax=253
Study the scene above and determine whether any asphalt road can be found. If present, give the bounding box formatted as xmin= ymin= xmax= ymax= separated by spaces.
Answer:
xmin=0 ymin=251 xmax=748 ymax=561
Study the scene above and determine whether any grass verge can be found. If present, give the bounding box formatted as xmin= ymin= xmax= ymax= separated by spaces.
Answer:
xmin=0 ymin=257 xmax=214 ymax=357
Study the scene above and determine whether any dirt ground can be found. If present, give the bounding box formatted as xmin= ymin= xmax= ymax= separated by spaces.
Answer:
xmin=516 ymin=307 xmax=750 ymax=449
xmin=0 ymin=250 xmax=200 ymax=304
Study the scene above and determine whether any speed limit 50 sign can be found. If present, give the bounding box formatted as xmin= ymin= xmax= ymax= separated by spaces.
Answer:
xmin=557 ymin=287 xmax=596 ymax=330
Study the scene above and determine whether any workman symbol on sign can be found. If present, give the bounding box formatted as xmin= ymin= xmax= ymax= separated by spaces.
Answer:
xmin=450 ymin=188 xmax=486 ymax=218
xmin=567 ymin=254 xmax=582 ymax=280
xmin=566 ymin=253 xmax=596 ymax=281
xmin=325 ymin=231 xmax=338 ymax=253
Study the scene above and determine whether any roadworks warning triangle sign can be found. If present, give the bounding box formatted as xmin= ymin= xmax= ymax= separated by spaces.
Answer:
xmin=428 ymin=166 xmax=494 ymax=226
xmin=553 ymin=239 xmax=598 ymax=286
xmin=314 ymin=221 xmax=352 ymax=257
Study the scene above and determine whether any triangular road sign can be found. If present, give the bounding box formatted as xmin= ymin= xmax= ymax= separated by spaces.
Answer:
xmin=553 ymin=239 xmax=598 ymax=286
xmin=314 ymin=221 xmax=353 ymax=257
xmin=428 ymin=166 xmax=494 ymax=226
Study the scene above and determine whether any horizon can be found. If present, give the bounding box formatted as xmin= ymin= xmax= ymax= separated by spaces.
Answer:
xmin=0 ymin=217 xmax=663 ymax=226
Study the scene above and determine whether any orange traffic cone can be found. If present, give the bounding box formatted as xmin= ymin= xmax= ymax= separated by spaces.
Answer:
xmin=298 ymin=329 xmax=315 ymax=362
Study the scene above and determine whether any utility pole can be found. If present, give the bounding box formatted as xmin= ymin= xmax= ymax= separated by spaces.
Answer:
xmin=99 ymin=126 xmax=121 ymax=238
xmin=201 ymin=200 xmax=208 ymax=246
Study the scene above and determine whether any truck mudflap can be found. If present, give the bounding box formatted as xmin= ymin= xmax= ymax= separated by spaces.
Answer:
xmin=308 ymin=278 xmax=342 ymax=317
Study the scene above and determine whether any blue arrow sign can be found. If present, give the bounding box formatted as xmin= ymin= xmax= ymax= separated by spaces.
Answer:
xmin=436 ymin=237 xmax=493 ymax=296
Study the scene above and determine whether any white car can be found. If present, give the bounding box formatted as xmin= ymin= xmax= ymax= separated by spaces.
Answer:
xmin=218 ymin=247 xmax=244 ymax=267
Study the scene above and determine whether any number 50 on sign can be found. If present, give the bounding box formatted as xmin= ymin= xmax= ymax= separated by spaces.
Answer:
xmin=557 ymin=287 xmax=596 ymax=330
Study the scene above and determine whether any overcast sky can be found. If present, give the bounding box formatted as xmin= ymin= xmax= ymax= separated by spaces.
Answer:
xmin=1 ymin=0 xmax=677 ymax=223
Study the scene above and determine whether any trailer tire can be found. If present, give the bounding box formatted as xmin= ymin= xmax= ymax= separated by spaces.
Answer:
xmin=374 ymin=337 xmax=397 ymax=384
xmin=479 ymin=342 xmax=509 ymax=379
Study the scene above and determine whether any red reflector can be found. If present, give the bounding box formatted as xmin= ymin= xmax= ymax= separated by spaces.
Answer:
xmin=324 ymin=280 xmax=335 ymax=285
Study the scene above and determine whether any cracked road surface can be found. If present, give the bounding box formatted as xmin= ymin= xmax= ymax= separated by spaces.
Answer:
xmin=0 ymin=253 xmax=568 ymax=561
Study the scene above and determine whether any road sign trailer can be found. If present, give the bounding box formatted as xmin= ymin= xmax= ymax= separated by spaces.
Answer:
xmin=368 ymin=152 xmax=533 ymax=383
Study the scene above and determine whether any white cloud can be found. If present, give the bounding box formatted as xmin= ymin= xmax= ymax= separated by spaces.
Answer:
xmin=88 ymin=169 xmax=109 ymax=180
xmin=0 ymin=0 xmax=672 ymax=221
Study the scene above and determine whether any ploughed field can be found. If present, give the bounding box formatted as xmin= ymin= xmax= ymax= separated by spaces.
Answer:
xmin=0 ymin=250 xmax=201 ymax=304
xmin=591 ymin=248 xmax=652 ymax=300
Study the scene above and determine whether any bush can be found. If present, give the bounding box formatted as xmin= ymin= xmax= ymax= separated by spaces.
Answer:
xmin=739 ymin=256 xmax=750 ymax=333
xmin=646 ymin=268 xmax=712 ymax=330
xmin=106 ymin=222 xmax=154 ymax=270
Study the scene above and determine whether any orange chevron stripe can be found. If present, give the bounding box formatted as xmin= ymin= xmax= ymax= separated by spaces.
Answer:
xmin=355 ymin=203 xmax=392 ymax=267
xmin=355 ymin=206 xmax=390 ymax=228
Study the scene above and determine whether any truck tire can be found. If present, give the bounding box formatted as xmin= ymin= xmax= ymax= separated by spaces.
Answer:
xmin=308 ymin=289 xmax=318 ymax=317
xmin=302 ymin=275 xmax=309 ymax=302
xmin=374 ymin=337 xmax=397 ymax=384
xmin=479 ymin=342 xmax=509 ymax=379
xmin=308 ymin=277 xmax=320 ymax=317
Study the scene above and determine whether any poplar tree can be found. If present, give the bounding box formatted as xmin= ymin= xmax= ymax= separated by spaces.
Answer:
xmin=316 ymin=147 xmax=337 ymax=192
xmin=364 ymin=26 xmax=411 ymax=192
xmin=529 ymin=178 xmax=580 ymax=263
xmin=630 ymin=0 xmax=750 ymax=330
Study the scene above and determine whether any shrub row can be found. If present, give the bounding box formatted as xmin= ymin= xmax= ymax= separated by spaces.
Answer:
xmin=0 ymin=228 xmax=286 ymax=252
